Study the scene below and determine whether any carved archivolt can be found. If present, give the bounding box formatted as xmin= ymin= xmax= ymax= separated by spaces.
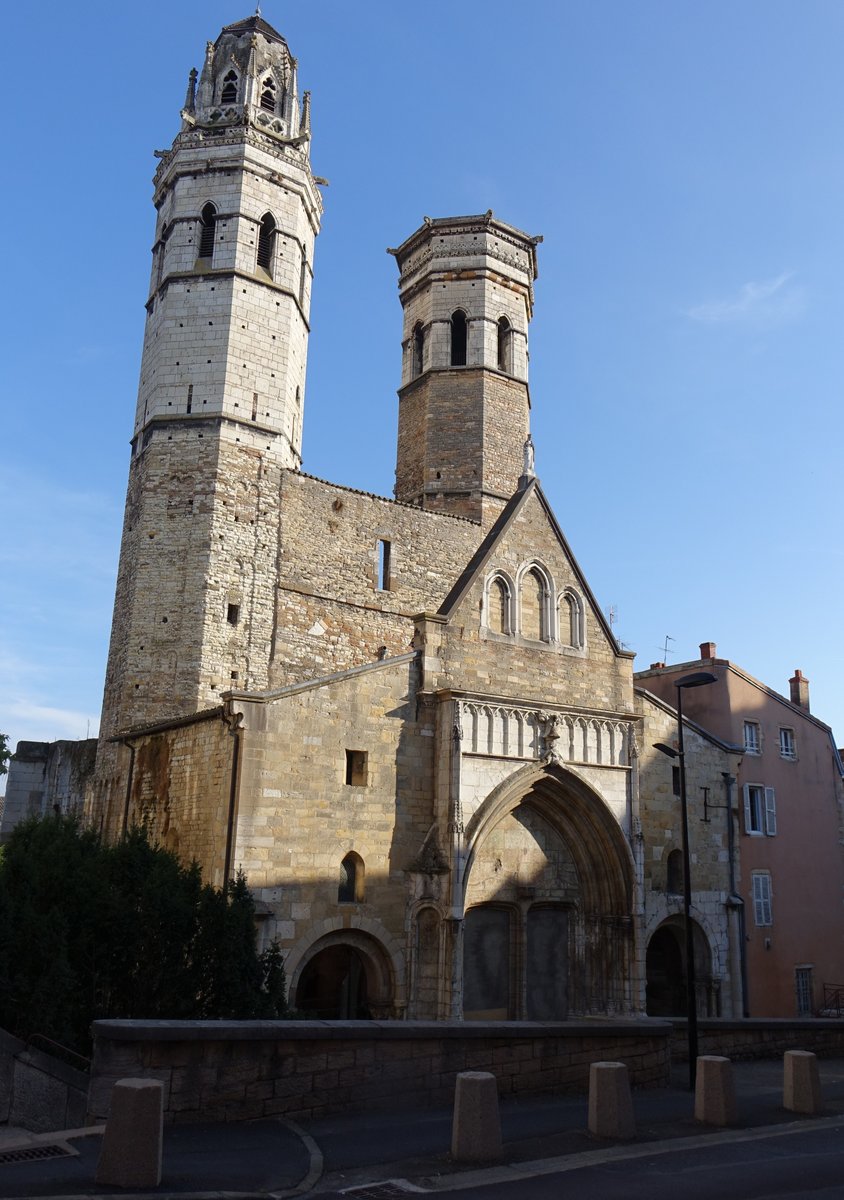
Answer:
xmin=458 ymin=701 xmax=631 ymax=768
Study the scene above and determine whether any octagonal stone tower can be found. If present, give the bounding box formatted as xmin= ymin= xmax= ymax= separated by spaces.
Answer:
xmin=390 ymin=213 xmax=541 ymax=524
xmin=91 ymin=15 xmax=323 ymax=829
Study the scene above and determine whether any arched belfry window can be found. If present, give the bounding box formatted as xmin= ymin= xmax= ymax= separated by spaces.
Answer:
xmin=257 ymin=212 xmax=276 ymax=273
xmin=450 ymin=310 xmax=467 ymax=367
xmin=338 ymin=852 xmax=365 ymax=903
xmin=412 ymin=323 xmax=425 ymax=378
xmin=497 ymin=316 xmax=513 ymax=373
xmin=198 ymin=203 xmax=217 ymax=261
xmin=260 ymin=76 xmax=277 ymax=112
xmin=221 ymin=70 xmax=238 ymax=104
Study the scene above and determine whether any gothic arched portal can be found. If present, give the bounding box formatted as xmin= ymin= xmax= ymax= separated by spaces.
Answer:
xmin=461 ymin=763 xmax=635 ymax=1020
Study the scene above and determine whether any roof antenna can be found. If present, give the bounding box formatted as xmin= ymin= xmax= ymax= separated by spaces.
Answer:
xmin=660 ymin=634 xmax=675 ymax=662
xmin=255 ymin=3 xmax=262 ymax=14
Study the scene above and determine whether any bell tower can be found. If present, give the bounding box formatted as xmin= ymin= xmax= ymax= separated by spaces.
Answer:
xmin=390 ymin=213 xmax=541 ymax=524
xmin=92 ymin=15 xmax=323 ymax=827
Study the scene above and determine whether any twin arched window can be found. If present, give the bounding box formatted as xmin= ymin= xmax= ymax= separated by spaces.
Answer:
xmin=221 ymin=70 xmax=238 ymax=104
xmin=483 ymin=566 xmax=584 ymax=649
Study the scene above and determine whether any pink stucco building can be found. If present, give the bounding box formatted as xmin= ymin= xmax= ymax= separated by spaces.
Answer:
xmin=636 ymin=643 xmax=844 ymax=1018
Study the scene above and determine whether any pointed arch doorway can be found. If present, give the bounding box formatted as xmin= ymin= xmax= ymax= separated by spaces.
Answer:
xmin=461 ymin=763 xmax=635 ymax=1020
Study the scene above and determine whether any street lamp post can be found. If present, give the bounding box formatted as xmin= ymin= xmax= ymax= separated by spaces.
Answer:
xmin=654 ymin=669 xmax=717 ymax=1091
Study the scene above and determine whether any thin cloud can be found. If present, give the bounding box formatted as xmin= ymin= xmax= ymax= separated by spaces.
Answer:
xmin=0 ymin=699 xmax=99 ymax=745
xmin=686 ymin=272 xmax=806 ymax=327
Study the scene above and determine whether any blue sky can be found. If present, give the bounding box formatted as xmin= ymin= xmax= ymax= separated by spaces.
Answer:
xmin=3 ymin=0 xmax=843 ymax=779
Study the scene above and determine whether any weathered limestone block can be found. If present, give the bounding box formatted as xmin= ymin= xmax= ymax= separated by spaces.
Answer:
xmin=588 ymin=1060 xmax=636 ymax=1139
xmin=96 ymin=1078 xmax=164 ymax=1188
xmin=783 ymin=1049 xmax=822 ymax=1114
xmin=451 ymin=1070 xmax=502 ymax=1162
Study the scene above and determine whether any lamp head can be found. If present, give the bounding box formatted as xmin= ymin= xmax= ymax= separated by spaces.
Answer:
xmin=675 ymin=671 xmax=718 ymax=690
xmin=653 ymin=742 xmax=678 ymax=759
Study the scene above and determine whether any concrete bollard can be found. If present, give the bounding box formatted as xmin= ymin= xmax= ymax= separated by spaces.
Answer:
xmin=588 ymin=1061 xmax=636 ymax=1139
xmin=783 ymin=1050 xmax=822 ymax=1114
xmin=96 ymin=1078 xmax=164 ymax=1188
xmin=451 ymin=1071 xmax=502 ymax=1163
xmin=694 ymin=1056 xmax=737 ymax=1126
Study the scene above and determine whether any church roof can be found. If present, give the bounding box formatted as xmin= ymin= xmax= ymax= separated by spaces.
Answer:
xmin=220 ymin=15 xmax=287 ymax=45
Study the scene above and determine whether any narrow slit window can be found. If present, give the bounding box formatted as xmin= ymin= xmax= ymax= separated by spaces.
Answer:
xmin=221 ymin=70 xmax=238 ymax=104
xmin=198 ymin=203 xmax=217 ymax=260
xmin=377 ymin=539 xmax=391 ymax=591
xmin=299 ymin=252 xmax=307 ymax=304
xmin=497 ymin=316 xmax=513 ymax=372
xmin=257 ymin=213 xmax=276 ymax=273
xmin=226 ymin=603 xmax=240 ymax=625
xmin=412 ymin=323 xmax=424 ymax=378
xmin=338 ymin=852 xmax=364 ymax=902
xmin=252 ymin=392 xmax=258 ymax=421
xmin=186 ymin=384 xmax=193 ymax=414
xmin=450 ymin=310 xmax=467 ymax=366
xmin=345 ymin=750 xmax=368 ymax=786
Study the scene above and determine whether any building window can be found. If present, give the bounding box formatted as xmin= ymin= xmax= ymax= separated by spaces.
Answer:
xmin=412 ymin=323 xmax=425 ymax=378
xmin=779 ymin=727 xmax=796 ymax=760
xmin=560 ymin=589 xmax=584 ymax=649
xmin=743 ymin=720 xmax=761 ymax=754
xmin=752 ymin=872 xmax=773 ymax=926
xmin=666 ymin=849 xmax=683 ymax=895
xmin=376 ymin=539 xmax=391 ymax=591
xmin=221 ymin=70 xmax=238 ymax=104
xmin=345 ymin=750 xmax=368 ymax=786
xmin=257 ymin=212 xmax=276 ymax=273
xmin=260 ymin=76 xmax=277 ymax=113
xmin=226 ymin=603 xmax=240 ymax=625
xmin=744 ymin=784 xmax=776 ymax=836
xmin=795 ymin=966 xmax=814 ymax=1017
xmin=338 ymin=852 xmax=365 ymax=903
xmin=198 ymin=203 xmax=217 ymax=261
xmin=450 ymin=310 xmax=467 ymax=366
xmin=488 ymin=577 xmax=511 ymax=635
xmin=497 ymin=316 xmax=513 ymax=373
xmin=520 ymin=567 xmax=550 ymax=642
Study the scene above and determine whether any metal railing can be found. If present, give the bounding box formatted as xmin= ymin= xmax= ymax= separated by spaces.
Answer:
xmin=818 ymin=984 xmax=844 ymax=1018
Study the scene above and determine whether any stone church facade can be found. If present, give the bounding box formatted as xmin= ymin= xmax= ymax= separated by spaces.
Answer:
xmin=68 ymin=15 xmax=748 ymax=1021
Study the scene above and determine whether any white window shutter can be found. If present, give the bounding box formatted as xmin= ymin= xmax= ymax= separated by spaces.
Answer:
xmin=765 ymin=787 xmax=777 ymax=836
xmin=752 ymin=875 xmax=763 ymax=925
xmin=743 ymin=784 xmax=752 ymax=833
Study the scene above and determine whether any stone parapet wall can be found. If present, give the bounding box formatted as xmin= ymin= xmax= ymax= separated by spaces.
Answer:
xmin=88 ymin=1019 xmax=671 ymax=1125
xmin=671 ymin=1019 xmax=844 ymax=1061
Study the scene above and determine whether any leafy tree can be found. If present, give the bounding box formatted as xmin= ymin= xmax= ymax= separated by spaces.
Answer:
xmin=0 ymin=733 xmax=10 ymax=777
xmin=0 ymin=815 xmax=287 ymax=1055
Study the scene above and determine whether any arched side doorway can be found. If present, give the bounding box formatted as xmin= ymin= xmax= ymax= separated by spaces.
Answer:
xmin=292 ymin=929 xmax=396 ymax=1018
xmin=461 ymin=763 xmax=636 ymax=1019
xmin=645 ymin=917 xmax=718 ymax=1017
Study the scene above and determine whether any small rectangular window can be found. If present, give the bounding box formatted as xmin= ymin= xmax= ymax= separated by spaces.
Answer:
xmin=743 ymin=783 xmax=764 ymax=834
xmin=744 ymin=721 xmax=761 ymax=754
xmin=671 ymin=765 xmax=681 ymax=798
xmin=345 ymin=749 xmax=368 ymax=786
xmin=377 ymin=539 xmax=391 ymax=591
xmin=226 ymin=603 xmax=240 ymax=625
xmin=795 ymin=966 xmax=814 ymax=1017
xmin=752 ymin=872 xmax=773 ymax=926
xmin=779 ymin=728 xmax=796 ymax=760
xmin=187 ymin=384 xmax=193 ymax=414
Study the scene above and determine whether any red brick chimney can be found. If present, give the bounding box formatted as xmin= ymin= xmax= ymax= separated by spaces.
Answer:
xmin=649 ymin=661 xmax=665 ymax=670
xmin=789 ymin=669 xmax=810 ymax=711
xmin=699 ymin=641 xmax=717 ymax=660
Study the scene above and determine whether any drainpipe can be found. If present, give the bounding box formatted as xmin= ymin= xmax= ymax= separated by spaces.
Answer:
xmin=723 ymin=771 xmax=749 ymax=1017
xmin=223 ymin=710 xmax=242 ymax=884
xmin=121 ymin=740 xmax=137 ymax=837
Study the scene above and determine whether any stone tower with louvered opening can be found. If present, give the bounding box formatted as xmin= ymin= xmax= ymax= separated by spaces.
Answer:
xmin=91 ymin=15 xmax=323 ymax=831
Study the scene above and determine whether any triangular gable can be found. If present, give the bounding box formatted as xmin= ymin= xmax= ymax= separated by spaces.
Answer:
xmin=437 ymin=479 xmax=625 ymax=657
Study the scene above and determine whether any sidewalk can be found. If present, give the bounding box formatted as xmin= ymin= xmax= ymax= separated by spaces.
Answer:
xmin=2 ymin=1058 xmax=844 ymax=1199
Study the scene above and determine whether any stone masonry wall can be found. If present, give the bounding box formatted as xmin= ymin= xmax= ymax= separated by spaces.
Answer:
xmin=88 ymin=1019 xmax=671 ymax=1124
xmin=232 ymin=655 xmax=432 ymax=1003
xmin=270 ymin=472 xmax=482 ymax=686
